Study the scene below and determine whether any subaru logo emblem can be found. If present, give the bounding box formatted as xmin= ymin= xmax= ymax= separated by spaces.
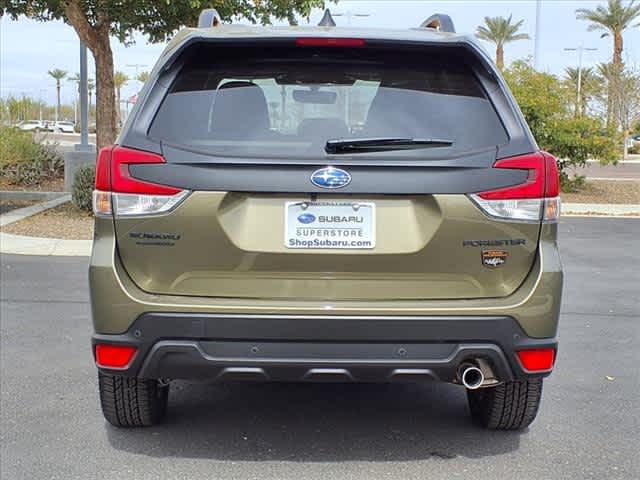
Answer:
xmin=297 ymin=213 xmax=316 ymax=224
xmin=310 ymin=167 xmax=351 ymax=189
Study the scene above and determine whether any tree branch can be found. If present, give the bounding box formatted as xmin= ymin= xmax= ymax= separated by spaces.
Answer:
xmin=62 ymin=0 xmax=99 ymax=51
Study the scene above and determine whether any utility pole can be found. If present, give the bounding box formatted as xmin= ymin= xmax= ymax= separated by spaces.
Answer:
xmin=564 ymin=44 xmax=598 ymax=116
xmin=534 ymin=0 xmax=542 ymax=70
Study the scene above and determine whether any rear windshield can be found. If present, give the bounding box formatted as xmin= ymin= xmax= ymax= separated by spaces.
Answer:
xmin=150 ymin=43 xmax=507 ymax=159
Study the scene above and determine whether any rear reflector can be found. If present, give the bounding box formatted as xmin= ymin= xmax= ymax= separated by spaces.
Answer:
xmin=93 ymin=145 xmax=189 ymax=217
xmin=296 ymin=38 xmax=366 ymax=47
xmin=95 ymin=344 xmax=137 ymax=369
xmin=470 ymin=152 xmax=561 ymax=222
xmin=516 ymin=349 xmax=555 ymax=372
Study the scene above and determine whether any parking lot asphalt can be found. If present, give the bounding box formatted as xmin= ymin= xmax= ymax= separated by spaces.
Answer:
xmin=1 ymin=217 xmax=639 ymax=480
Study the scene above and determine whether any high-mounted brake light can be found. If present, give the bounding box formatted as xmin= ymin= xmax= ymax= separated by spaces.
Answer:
xmin=95 ymin=344 xmax=138 ymax=369
xmin=516 ymin=348 xmax=556 ymax=373
xmin=93 ymin=146 xmax=189 ymax=217
xmin=469 ymin=152 xmax=560 ymax=222
xmin=296 ymin=37 xmax=366 ymax=47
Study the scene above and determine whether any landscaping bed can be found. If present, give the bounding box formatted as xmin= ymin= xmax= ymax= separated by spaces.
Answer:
xmin=0 ymin=177 xmax=64 ymax=192
xmin=561 ymin=180 xmax=640 ymax=204
xmin=2 ymin=202 xmax=93 ymax=240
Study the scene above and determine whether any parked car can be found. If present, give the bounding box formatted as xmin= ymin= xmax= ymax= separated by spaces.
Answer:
xmin=54 ymin=121 xmax=75 ymax=133
xmin=16 ymin=120 xmax=45 ymax=131
xmin=90 ymin=10 xmax=563 ymax=430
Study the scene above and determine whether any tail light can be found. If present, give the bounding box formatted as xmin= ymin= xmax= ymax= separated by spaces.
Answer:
xmin=95 ymin=344 xmax=138 ymax=369
xmin=469 ymin=152 xmax=560 ymax=222
xmin=516 ymin=348 xmax=556 ymax=373
xmin=92 ymin=146 xmax=189 ymax=217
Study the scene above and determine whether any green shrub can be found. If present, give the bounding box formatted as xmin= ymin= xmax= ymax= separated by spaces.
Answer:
xmin=0 ymin=125 xmax=64 ymax=186
xmin=72 ymin=164 xmax=95 ymax=211
xmin=504 ymin=61 xmax=619 ymax=193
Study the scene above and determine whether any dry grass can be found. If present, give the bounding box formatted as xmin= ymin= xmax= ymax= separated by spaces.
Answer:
xmin=0 ymin=177 xmax=65 ymax=192
xmin=561 ymin=180 xmax=640 ymax=204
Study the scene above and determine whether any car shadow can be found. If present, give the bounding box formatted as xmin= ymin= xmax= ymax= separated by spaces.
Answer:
xmin=106 ymin=381 xmax=522 ymax=462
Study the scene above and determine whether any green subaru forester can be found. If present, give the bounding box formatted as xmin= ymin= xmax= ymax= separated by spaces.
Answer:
xmin=90 ymin=11 xmax=562 ymax=430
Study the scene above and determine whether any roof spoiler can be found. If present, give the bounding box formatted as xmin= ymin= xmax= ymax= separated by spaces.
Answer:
xmin=420 ymin=14 xmax=455 ymax=33
xmin=198 ymin=9 xmax=221 ymax=28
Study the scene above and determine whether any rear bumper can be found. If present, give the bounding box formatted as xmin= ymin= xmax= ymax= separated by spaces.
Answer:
xmin=92 ymin=314 xmax=556 ymax=383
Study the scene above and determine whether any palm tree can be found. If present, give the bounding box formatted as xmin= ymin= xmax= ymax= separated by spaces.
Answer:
xmin=476 ymin=15 xmax=530 ymax=70
xmin=576 ymin=0 xmax=640 ymax=66
xmin=113 ymin=71 xmax=129 ymax=126
xmin=564 ymin=67 xmax=601 ymax=116
xmin=136 ymin=71 xmax=150 ymax=84
xmin=47 ymin=68 xmax=67 ymax=122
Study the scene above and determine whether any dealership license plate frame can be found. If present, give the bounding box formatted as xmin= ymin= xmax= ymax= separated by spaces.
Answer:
xmin=284 ymin=201 xmax=376 ymax=250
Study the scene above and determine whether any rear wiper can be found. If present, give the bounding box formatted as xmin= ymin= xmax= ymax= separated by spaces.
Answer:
xmin=325 ymin=137 xmax=453 ymax=154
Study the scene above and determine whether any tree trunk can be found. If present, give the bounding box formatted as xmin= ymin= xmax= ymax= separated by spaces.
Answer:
xmin=496 ymin=44 xmax=504 ymax=71
xmin=62 ymin=0 xmax=117 ymax=151
xmin=613 ymin=32 xmax=623 ymax=66
xmin=93 ymin=34 xmax=117 ymax=150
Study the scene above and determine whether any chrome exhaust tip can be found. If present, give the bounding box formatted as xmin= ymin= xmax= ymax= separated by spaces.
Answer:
xmin=459 ymin=364 xmax=485 ymax=390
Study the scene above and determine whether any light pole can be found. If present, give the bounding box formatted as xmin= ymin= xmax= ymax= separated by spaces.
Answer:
xmin=76 ymin=41 xmax=91 ymax=151
xmin=329 ymin=10 xmax=370 ymax=126
xmin=39 ymin=89 xmax=46 ymax=122
xmin=564 ymin=44 xmax=598 ymax=116
xmin=332 ymin=10 xmax=371 ymax=26
xmin=534 ymin=0 xmax=542 ymax=70
xmin=126 ymin=63 xmax=148 ymax=80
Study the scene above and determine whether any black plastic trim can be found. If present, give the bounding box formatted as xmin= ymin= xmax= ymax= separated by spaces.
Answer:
xmin=92 ymin=314 xmax=557 ymax=383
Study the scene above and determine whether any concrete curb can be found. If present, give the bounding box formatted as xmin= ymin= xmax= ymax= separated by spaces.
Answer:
xmin=0 ymin=194 xmax=71 ymax=227
xmin=0 ymin=191 xmax=67 ymax=202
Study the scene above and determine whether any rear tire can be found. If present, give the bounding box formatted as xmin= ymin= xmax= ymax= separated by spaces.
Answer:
xmin=467 ymin=378 xmax=543 ymax=430
xmin=98 ymin=372 xmax=168 ymax=427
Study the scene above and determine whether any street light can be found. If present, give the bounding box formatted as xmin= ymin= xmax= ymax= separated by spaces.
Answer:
xmin=332 ymin=10 xmax=371 ymax=26
xmin=39 ymin=89 xmax=47 ymax=122
xmin=126 ymin=63 xmax=148 ymax=80
xmin=564 ymin=44 xmax=598 ymax=116
xmin=327 ymin=9 xmax=370 ymax=126
xmin=534 ymin=0 xmax=542 ymax=70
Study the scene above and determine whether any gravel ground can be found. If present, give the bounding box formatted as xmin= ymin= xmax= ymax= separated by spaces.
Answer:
xmin=561 ymin=180 xmax=640 ymax=204
xmin=0 ymin=200 xmax=38 ymax=215
xmin=2 ymin=202 xmax=93 ymax=239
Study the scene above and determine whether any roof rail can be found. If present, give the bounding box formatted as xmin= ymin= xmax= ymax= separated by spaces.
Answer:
xmin=318 ymin=9 xmax=337 ymax=27
xmin=420 ymin=14 xmax=455 ymax=33
xmin=198 ymin=9 xmax=221 ymax=28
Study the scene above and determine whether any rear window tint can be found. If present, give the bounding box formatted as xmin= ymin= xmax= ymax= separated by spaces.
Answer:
xmin=149 ymin=44 xmax=508 ymax=159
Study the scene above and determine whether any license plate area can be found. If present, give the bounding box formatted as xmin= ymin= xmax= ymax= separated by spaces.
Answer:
xmin=285 ymin=201 xmax=376 ymax=249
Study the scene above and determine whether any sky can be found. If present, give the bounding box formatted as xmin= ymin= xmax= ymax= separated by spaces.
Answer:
xmin=1 ymin=0 xmax=639 ymax=107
